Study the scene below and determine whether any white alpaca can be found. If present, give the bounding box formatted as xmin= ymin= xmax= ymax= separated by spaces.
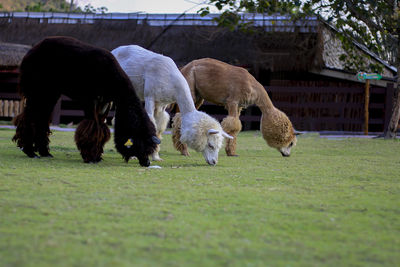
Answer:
xmin=111 ymin=45 xmax=232 ymax=165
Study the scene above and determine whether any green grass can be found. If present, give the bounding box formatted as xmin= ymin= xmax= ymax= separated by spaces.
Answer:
xmin=0 ymin=128 xmax=399 ymax=266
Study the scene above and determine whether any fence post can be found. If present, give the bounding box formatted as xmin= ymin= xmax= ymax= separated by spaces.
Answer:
xmin=51 ymin=98 xmax=62 ymax=125
xmin=4 ymin=100 xmax=9 ymax=117
xmin=364 ymin=80 xmax=370 ymax=135
xmin=383 ymin=83 xmax=395 ymax=133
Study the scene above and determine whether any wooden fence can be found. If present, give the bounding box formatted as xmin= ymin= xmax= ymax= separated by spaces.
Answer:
xmin=268 ymin=84 xmax=395 ymax=132
xmin=198 ymin=84 xmax=397 ymax=133
xmin=0 ymin=70 xmax=397 ymax=133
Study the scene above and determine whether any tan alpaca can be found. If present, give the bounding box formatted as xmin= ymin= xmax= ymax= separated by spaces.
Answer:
xmin=172 ymin=58 xmax=298 ymax=157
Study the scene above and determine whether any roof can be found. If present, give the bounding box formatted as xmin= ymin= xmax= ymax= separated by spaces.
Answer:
xmin=0 ymin=11 xmax=318 ymax=32
xmin=322 ymin=21 xmax=397 ymax=74
xmin=0 ymin=12 xmax=395 ymax=79
xmin=0 ymin=42 xmax=31 ymax=68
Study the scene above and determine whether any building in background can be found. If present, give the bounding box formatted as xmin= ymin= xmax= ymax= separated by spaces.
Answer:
xmin=0 ymin=12 xmax=397 ymax=133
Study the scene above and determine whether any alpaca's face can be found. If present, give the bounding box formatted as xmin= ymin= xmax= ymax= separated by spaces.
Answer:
xmin=261 ymin=110 xmax=298 ymax=157
xmin=180 ymin=112 xmax=232 ymax=166
xmin=121 ymin=136 xmax=161 ymax=167
xmin=202 ymin=129 xmax=233 ymax=166
xmin=277 ymin=136 xmax=297 ymax=157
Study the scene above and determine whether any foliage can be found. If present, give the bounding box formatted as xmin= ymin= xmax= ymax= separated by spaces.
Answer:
xmin=24 ymin=1 xmax=69 ymax=12
xmin=0 ymin=0 xmax=81 ymax=12
xmin=82 ymin=4 xmax=108 ymax=14
xmin=1 ymin=128 xmax=399 ymax=266
xmin=0 ymin=0 xmax=108 ymax=13
xmin=199 ymin=0 xmax=303 ymax=31
xmin=199 ymin=0 xmax=399 ymax=73
xmin=306 ymin=0 xmax=398 ymax=73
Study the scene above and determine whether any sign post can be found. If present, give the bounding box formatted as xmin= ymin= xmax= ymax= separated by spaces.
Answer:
xmin=357 ymin=72 xmax=382 ymax=135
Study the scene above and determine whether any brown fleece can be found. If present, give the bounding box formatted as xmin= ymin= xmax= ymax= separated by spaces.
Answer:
xmin=260 ymin=108 xmax=296 ymax=149
xmin=171 ymin=113 xmax=190 ymax=156
xmin=221 ymin=116 xmax=242 ymax=156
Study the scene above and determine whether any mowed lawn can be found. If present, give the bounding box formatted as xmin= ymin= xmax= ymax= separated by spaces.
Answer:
xmin=0 ymin=127 xmax=399 ymax=267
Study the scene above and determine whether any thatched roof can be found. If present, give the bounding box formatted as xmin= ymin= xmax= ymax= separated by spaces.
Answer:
xmin=0 ymin=42 xmax=31 ymax=68
xmin=0 ymin=12 xmax=323 ymax=73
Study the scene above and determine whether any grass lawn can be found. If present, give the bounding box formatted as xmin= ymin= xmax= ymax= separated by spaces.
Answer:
xmin=0 ymin=127 xmax=399 ymax=266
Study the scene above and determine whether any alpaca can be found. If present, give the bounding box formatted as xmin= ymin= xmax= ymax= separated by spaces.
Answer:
xmin=111 ymin=45 xmax=232 ymax=165
xmin=172 ymin=58 xmax=299 ymax=157
xmin=12 ymin=36 xmax=160 ymax=167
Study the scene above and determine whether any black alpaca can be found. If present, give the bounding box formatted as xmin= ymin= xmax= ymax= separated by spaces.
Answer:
xmin=13 ymin=36 xmax=160 ymax=167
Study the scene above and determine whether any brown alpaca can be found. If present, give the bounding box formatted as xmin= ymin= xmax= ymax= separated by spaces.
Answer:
xmin=172 ymin=58 xmax=299 ymax=157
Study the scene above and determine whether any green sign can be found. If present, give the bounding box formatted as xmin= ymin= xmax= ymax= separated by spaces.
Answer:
xmin=357 ymin=72 xmax=382 ymax=81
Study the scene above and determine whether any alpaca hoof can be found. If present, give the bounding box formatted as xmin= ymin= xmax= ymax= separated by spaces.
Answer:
xmin=181 ymin=151 xmax=190 ymax=157
xmin=151 ymin=152 xmax=163 ymax=161
xmin=40 ymin=153 xmax=53 ymax=158
xmin=84 ymin=158 xmax=102 ymax=164
xmin=24 ymin=151 xmax=40 ymax=158
xmin=227 ymin=154 xmax=239 ymax=157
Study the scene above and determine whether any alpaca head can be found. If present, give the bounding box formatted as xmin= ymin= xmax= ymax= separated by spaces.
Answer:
xmin=180 ymin=111 xmax=233 ymax=166
xmin=113 ymin=109 xmax=161 ymax=167
xmin=260 ymin=108 xmax=298 ymax=157
xmin=116 ymin=135 xmax=161 ymax=167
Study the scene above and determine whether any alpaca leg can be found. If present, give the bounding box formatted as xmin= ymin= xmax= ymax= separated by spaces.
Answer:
xmin=151 ymin=106 xmax=170 ymax=161
xmin=75 ymin=103 xmax=111 ymax=163
xmin=222 ymin=104 xmax=242 ymax=156
xmin=75 ymin=118 xmax=111 ymax=163
xmin=13 ymin=108 xmax=38 ymax=158
xmin=143 ymin=97 xmax=163 ymax=161
xmin=13 ymin=96 xmax=56 ymax=158
xmin=171 ymin=112 xmax=190 ymax=156
xmin=144 ymin=97 xmax=156 ymax=126
xmin=36 ymin=96 xmax=59 ymax=157
xmin=35 ymin=118 xmax=53 ymax=157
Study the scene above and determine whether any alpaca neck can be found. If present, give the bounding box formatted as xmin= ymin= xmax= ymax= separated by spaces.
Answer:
xmin=254 ymin=82 xmax=275 ymax=115
xmin=175 ymin=80 xmax=197 ymax=114
xmin=114 ymin=89 xmax=146 ymax=133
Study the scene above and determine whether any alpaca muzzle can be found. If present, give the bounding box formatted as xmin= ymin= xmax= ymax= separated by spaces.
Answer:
xmin=281 ymin=151 xmax=290 ymax=157
xmin=206 ymin=159 xmax=217 ymax=166
xmin=139 ymin=157 xmax=151 ymax=167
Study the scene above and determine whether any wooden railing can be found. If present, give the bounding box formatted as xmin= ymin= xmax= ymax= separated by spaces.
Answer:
xmin=268 ymin=85 xmax=395 ymax=132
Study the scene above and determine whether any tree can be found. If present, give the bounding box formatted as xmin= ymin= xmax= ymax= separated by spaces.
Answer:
xmin=23 ymin=0 xmax=81 ymax=12
xmin=200 ymin=0 xmax=400 ymax=138
xmin=308 ymin=1 xmax=399 ymax=138
xmin=83 ymin=4 xmax=108 ymax=14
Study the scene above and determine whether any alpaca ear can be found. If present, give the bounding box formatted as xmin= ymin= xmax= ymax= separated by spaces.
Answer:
xmin=294 ymin=130 xmax=303 ymax=136
xmin=222 ymin=131 xmax=233 ymax=139
xmin=207 ymin=129 xmax=219 ymax=135
xmin=152 ymin=136 xmax=161 ymax=144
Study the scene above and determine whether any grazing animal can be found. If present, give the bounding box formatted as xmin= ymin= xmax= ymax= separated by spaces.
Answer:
xmin=13 ymin=36 xmax=160 ymax=167
xmin=111 ymin=45 xmax=232 ymax=165
xmin=172 ymin=58 xmax=299 ymax=157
